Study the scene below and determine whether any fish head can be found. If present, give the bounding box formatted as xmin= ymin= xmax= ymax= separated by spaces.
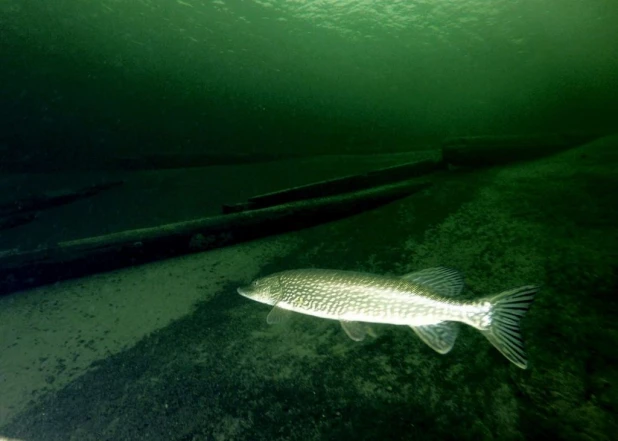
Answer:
xmin=237 ymin=274 xmax=282 ymax=306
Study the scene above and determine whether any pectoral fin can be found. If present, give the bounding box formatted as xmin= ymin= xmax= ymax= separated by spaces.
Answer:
xmin=410 ymin=322 xmax=459 ymax=354
xmin=340 ymin=321 xmax=368 ymax=341
xmin=266 ymin=305 xmax=292 ymax=324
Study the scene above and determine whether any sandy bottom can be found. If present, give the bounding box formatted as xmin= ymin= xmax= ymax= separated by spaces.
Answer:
xmin=0 ymin=234 xmax=298 ymax=426
xmin=1 ymin=140 xmax=617 ymax=440
xmin=1 ymin=152 xmax=433 ymax=426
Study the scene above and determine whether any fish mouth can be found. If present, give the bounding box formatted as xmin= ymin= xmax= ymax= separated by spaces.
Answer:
xmin=237 ymin=286 xmax=250 ymax=297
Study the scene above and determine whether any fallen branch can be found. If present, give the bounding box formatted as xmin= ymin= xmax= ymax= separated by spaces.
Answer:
xmin=0 ymin=179 xmax=430 ymax=296
xmin=442 ymin=133 xmax=598 ymax=166
xmin=223 ymin=158 xmax=442 ymax=213
xmin=0 ymin=212 xmax=37 ymax=231
xmin=0 ymin=181 xmax=124 ymax=217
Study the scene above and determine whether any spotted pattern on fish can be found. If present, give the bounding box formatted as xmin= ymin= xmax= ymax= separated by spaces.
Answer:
xmin=238 ymin=267 xmax=538 ymax=369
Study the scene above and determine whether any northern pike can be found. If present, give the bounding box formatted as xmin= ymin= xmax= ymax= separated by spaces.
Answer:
xmin=237 ymin=267 xmax=538 ymax=369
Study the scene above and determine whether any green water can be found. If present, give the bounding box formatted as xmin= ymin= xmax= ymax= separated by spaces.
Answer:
xmin=1 ymin=1 xmax=617 ymax=440
xmin=2 ymin=0 xmax=617 ymax=167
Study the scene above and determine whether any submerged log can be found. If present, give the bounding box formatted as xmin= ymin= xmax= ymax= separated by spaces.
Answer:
xmin=0 ymin=212 xmax=37 ymax=231
xmin=0 ymin=179 xmax=431 ymax=296
xmin=0 ymin=181 xmax=124 ymax=217
xmin=222 ymin=157 xmax=442 ymax=213
xmin=108 ymin=152 xmax=302 ymax=170
xmin=442 ymin=133 xmax=598 ymax=166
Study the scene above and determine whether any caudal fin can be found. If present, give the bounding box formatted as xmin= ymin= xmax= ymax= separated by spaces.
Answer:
xmin=480 ymin=285 xmax=538 ymax=369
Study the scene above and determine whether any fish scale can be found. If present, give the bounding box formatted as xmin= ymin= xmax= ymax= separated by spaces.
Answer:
xmin=238 ymin=267 xmax=538 ymax=369
xmin=277 ymin=269 xmax=463 ymax=326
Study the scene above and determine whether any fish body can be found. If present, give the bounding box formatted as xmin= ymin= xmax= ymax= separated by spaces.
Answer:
xmin=238 ymin=267 xmax=538 ymax=369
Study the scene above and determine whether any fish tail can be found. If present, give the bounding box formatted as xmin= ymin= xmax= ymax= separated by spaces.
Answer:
xmin=479 ymin=285 xmax=538 ymax=369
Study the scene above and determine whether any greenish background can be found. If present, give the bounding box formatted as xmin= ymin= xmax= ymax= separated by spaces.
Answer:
xmin=2 ymin=0 xmax=617 ymax=167
xmin=1 ymin=2 xmax=618 ymax=440
xmin=2 ymin=135 xmax=617 ymax=441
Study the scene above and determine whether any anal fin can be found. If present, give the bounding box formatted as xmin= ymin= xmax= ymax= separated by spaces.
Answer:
xmin=410 ymin=322 xmax=459 ymax=354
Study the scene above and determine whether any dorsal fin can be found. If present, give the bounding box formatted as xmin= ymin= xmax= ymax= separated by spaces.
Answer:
xmin=401 ymin=267 xmax=464 ymax=297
